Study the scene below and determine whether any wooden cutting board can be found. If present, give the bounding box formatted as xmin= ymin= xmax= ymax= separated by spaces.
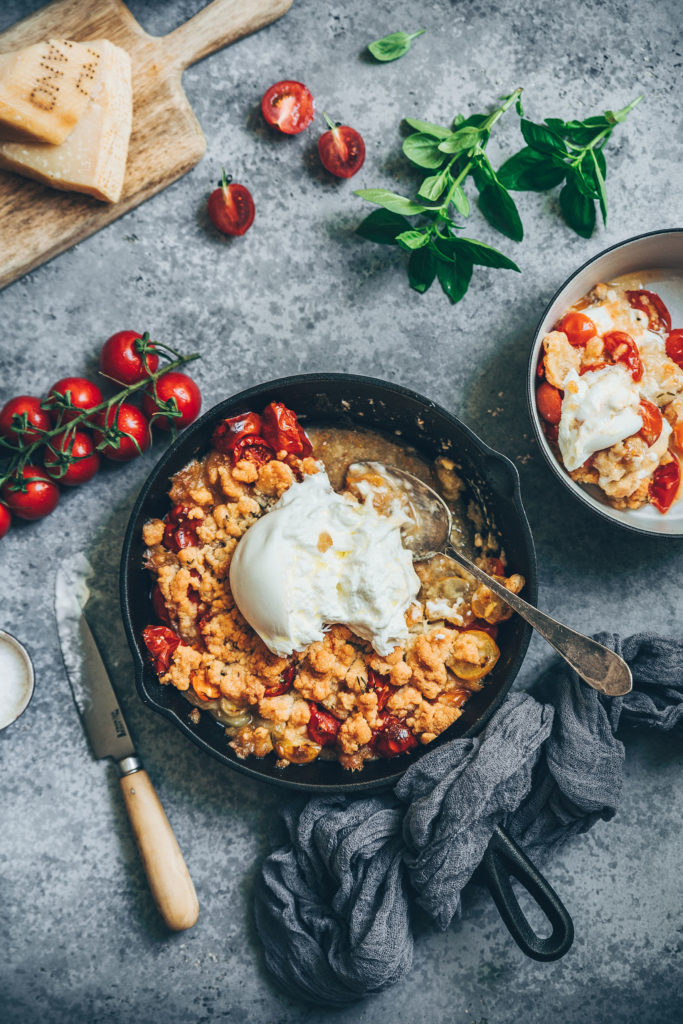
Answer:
xmin=0 ymin=0 xmax=292 ymax=291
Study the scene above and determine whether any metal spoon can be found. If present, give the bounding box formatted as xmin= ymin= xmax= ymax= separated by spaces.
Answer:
xmin=347 ymin=461 xmax=632 ymax=696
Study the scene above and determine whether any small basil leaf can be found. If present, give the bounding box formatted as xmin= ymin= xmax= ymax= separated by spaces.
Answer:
xmin=368 ymin=29 xmax=425 ymax=63
xmin=355 ymin=209 xmax=411 ymax=244
xmin=402 ymin=133 xmax=447 ymax=169
xmin=574 ymin=159 xmax=599 ymax=199
xmin=418 ymin=169 xmax=450 ymax=201
xmin=478 ymin=181 xmax=524 ymax=242
xmin=458 ymin=114 xmax=488 ymax=129
xmin=452 ymin=113 xmax=465 ymax=128
xmin=436 ymin=254 xmax=473 ymax=304
xmin=354 ymin=188 xmax=427 ymax=215
xmin=515 ymin=93 xmax=525 ymax=117
xmin=521 ymin=119 xmax=569 ymax=158
xmin=408 ymin=246 xmax=437 ymax=293
xmin=403 ymin=117 xmax=452 ymax=140
xmin=396 ymin=229 xmax=430 ymax=250
xmin=470 ymin=159 xmax=495 ymax=191
xmin=497 ymin=147 xmax=567 ymax=191
xmin=438 ymin=127 xmax=481 ymax=154
xmin=450 ymin=185 xmax=470 ymax=217
xmin=447 ymin=237 xmax=520 ymax=271
xmin=559 ymin=175 xmax=596 ymax=238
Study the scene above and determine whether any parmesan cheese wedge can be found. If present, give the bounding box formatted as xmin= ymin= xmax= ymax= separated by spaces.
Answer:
xmin=0 ymin=39 xmax=132 ymax=203
xmin=0 ymin=39 xmax=101 ymax=145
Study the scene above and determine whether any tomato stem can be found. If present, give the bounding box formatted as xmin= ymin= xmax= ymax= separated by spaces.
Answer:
xmin=322 ymin=112 xmax=338 ymax=132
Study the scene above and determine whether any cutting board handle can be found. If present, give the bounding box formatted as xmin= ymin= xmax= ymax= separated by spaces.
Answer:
xmin=163 ymin=0 xmax=293 ymax=70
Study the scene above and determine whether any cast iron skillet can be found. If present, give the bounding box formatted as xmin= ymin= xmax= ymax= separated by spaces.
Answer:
xmin=120 ymin=373 xmax=573 ymax=962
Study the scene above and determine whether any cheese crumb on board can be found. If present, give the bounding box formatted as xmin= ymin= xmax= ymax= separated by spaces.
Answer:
xmin=0 ymin=38 xmax=132 ymax=203
xmin=0 ymin=38 xmax=100 ymax=145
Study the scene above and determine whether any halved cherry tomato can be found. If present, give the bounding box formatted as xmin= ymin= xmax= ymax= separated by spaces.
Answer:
xmin=536 ymin=381 xmax=563 ymax=425
xmin=232 ymin=435 xmax=275 ymax=466
xmin=93 ymin=403 xmax=150 ymax=461
xmin=1 ymin=465 xmax=59 ymax=521
xmin=665 ymin=329 xmax=683 ymax=370
xmin=318 ymin=115 xmax=366 ymax=178
xmin=449 ymin=630 xmax=500 ymax=681
xmin=674 ymin=423 xmax=683 ymax=450
xmin=261 ymin=80 xmax=314 ymax=135
xmin=208 ymin=170 xmax=255 ymax=236
xmin=47 ymin=377 xmax=103 ymax=423
xmin=458 ymin=618 xmax=499 ymax=641
xmin=142 ymin=625 xmax=180 ymax=674
xmin=626 ymin=289 xmax=671 ymax=333
xmin=100 ymin=331 xmax=158 ymax=385
xmin=367 ymin=667 xmax=393 ymax=711
xmin=307 ymin=704 xmax=340 ymax=746
xmin=261 ymin=402 xmax=313 ymax=456
xmin=603 ymin=331 xmax=643 ymax=382
xmin=151 ymin=582 xmax=171 ymax=625
xmin=44 ymin=429 xmax=100 ymax=486
xmin=212 ymin=412 xmax=263 ymax=452
xmin=373 ymin=715 xmax=418 ymax=758
xmin=557 ymin=312 xmax=596 ymax=347
xmin=439 ymin=688 xmax=472 ymax=709
xmin=142 ymin=371 xmax=202 ymax=430
xmin=190 ymin=669 xmax=221 ymax=702
xmin=0 ymin=502 xmax=10 ymax=539
xmin=0 ymin=396 xmax=52 ymax=444
xmin=638 ymin=400 xmax=663 ymax=448
xmin=163 ymin=505 xmax=203 ymax=552
xmin=265 ymin=664 xmax=297 ymax=697
xmin=649 ymin=457 xmax=681 ymax=514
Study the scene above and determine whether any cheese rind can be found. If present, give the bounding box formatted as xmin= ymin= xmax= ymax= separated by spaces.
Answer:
xmin=0 ymin=39 xmax=101 ymax=144
xmin=0 ymin=39 xmax=133 ymax=203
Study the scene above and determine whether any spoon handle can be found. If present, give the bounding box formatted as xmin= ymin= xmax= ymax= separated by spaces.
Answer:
xmin=444 ymin=545 xmax=632 ymax=696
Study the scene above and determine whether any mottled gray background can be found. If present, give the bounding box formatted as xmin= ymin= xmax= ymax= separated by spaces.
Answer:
xmin=1 ymin=0 xmax=682 ymax=1022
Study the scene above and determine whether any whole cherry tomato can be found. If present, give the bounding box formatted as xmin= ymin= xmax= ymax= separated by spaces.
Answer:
xmin=307 ymin=703 xmax=340 ymax=746
xmin=261 ymin=80 xmax=314 ymax=135
xmin=318 ymin=114 xmax=366 ymax=178
xmin=536 ymin=381 xmax=563 ymax=425
xmin=93 ymin=403 xmax=150 ymax=461
xmin=142 ymin=372 xmax=202 ymax=430
xmin=557 ymin=312 xmax=596 ymax=347
xmin=649 ymin=457 xmax=681 ymax=514
xmin=638 ymin=400 xmax=663 ymax=448
xmin=151 ymin=582 xmax=171 ymax=625
xmin=47 ymin=377 xmax=103 ymax=423
xmin=264 ymin=664 xmax=297 ymax=697
xmin=261 ymin=401 xmax=312 ymax=456
xmin=212 ymin=412 xmax=264 ymax=452
xmin=373 ymin=715 xmax=417 ymax=757
xmin=100 ymin=330 xmax=159 ymax=385
xmin=0 ymin=396 xmax=52 ymax=444
xmin=44 ymin=430 xmax=100 ymax=486
xmin=208 ymin=170 xmax=255 ymax=236
xmin=1 ymin=465 xmax=59 ymax=521
xmin=142 ymin=625 xmax=181 ymax=674
xmin=626 ymin=289 xmax=671 ymax=333
xmin=603 ymin=331 xmax=643 ymax=382
xmin=449 ymin=630 xmax=500 ymax=682
xmin=665 ymin=329 xmax=683 ymax=370
xmin=0 ymin=502 xmax=11 ymax=539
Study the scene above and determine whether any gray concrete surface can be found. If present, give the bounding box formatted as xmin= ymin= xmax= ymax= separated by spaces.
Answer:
xmin=1 ymin=1 xmax=682 ymax=1022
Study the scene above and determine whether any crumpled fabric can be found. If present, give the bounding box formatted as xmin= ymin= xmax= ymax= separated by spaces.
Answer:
xmin=254 ymin=633 xmax=683 ymax=1005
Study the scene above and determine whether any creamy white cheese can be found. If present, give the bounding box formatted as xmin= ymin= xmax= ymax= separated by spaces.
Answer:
xmin=558 ymin=365 xmax=643 ymax=471
xmin=229 ymin=470 xmax=421 ymax=658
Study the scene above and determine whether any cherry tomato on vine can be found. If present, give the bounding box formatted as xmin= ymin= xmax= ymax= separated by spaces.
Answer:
xmin=100 ymin=330 xmax=159 ymax=385
xmin=536 ymin=381 xmax=563 ymax=425
xmin=142 ymin=372 xmax=202 ymax=430
xmin=0 ymin=396 xmax=52 ymax=444
xmin=318 ymin=114 xmax=365 ymax=178
xmin=557 ymin=312 xmax=596 ymax=347
xmin=208 ymin=170 xmax=255 ymax=236
xmin=0 ymin=502 xmax=11 ymax=539
xmin=93 ymin=403 xmax=150 ymax=461
xmin=261 ymin=80 xmax=314 ymax=135
xmin=44 ymin=430 xmax=100 ymax=486
xmin=1 ymin=465 xmax=59 ymax=521
xmin=47 ymin=377 xmax=103 ymax=422
xmin=665 ymin=329 xmax=683 ymax=370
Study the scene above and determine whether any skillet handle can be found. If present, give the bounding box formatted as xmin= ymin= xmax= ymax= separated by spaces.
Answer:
xmin=479 ymin=824 xmax=574 ymax=961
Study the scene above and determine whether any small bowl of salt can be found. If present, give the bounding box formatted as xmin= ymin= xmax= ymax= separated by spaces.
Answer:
xmin=0 ymin=630 xmax=34 ymax=730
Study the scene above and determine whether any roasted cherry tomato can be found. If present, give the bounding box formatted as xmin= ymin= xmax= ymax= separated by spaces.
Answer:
xmin=626 ymin=289 xmax=671 ymax=333
xmin=318 ymin=115 xmax=366 ymax=178
xmin=232 ymin=435 xmax=275 ymax=466
xmin=208 ymin=170 xmax=255 ymax=236
xmin=0 ymin=395 xmax=52 ymax=444
xmin=261 ymin=80 xmax=314 ymax=135
xmin=1 ymin=465 xmax=59 ymax=521
xmin=603 ymin=331 xmax=643 ymax=382
xmin=190 ymin=669 xmax=221 ymax=702
xmin=93 ymin=403 xmax=150 ymax=461
xmin=579 ymin=362 xmax=608 ymax=375
xmin=163 ymin=504 xmax=203 ymax=552
xmin=151 ymin=582 xmax=171 ymax=625
xmin=142 ymin=371 xmax=202 ymax=430
xmin=649 ymin=457 xmax=680 ymax=514
xmin=439 ymin=688 xmax=472 ymax=709
xmin=674 ymin=423 xmax=683 ymax=450
xmin=449 ymin=630 xmax=500 ymax=682
xmin=307 ymin=703 xmax=341 ymax=746
xmin=459 ymin=618 xmax=499 ymax=641
xmin=638 ymin=400 xmax=663 ymax=448
xmin=100 ymin=330 xmax=159 ymax=385
xmin=0 ymin=502 xmax=11 ymax=539
xmin=261 ymin=401 xmax=313 ymax=456
xmin=44 ymin=430 xmax=100 ymax=486
xmin=536 ymin=381 xmax=563 ymax=425
xmin=557 ymin=312 xmax=596 ymax=347
xmin=373 ymin=715 xmax=418 ymax=758
xmin=367 ymin=668 xmax=393 ymax=711
xmin=212 ymin=412 xmax=263 ymax=452
xmin=47 ymin=377 xmax=103 ymax=423
xmin=265 ymin=664 xmax=297 ymax=697
xmin=665 ymin=329 xmax=683 ymax=370
xmin=142 ymin=625 xmax=181 ymax=674
xmin=536 ymin=349 xmax=546 ymax=379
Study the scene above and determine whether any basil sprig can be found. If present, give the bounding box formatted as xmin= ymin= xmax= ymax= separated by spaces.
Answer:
xmin=355 ymin=90 xmax=523 ymax=303
xmin=368 ymin=29 xmax=425 ymax=62
xmin=497 ymin=95 xmax=642 ymax=237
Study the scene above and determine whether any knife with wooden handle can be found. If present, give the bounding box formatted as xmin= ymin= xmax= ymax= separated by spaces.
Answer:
xmin=55 ymin=559 xmax=198 ymax=931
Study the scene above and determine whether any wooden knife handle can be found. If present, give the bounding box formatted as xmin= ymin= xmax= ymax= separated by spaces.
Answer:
xmin=120 ymin=769 xmax=199 ymax=931
xmin=163 ymin=0 xmax=294 ymax=70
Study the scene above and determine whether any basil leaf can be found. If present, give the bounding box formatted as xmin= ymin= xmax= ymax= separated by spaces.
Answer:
xmin=559 ymin=175 xmax=596 ymax=238
xmin=418 ymin=168 xmax=450 ymax=201
xmin=594 ymin=146 xmax=607 ymax=180
xmin=368 ymin=29 xmax=425 ymax=63
xmin=446 ymin=237 xmax=520 ymax=271
xmin=354 ymin=189 xmax=427 ymax=215
xmin=396 ymin=229 xmax=430 ymax=250
xmin=438 ymin=127 xmax=481 ymax=154
xmin=402 ymin=133 xmax=447 ymax=169
xmin=497 ymin=147 xmax=566 ymax=191
xmin=408 ymin=246 xmax=436 ymax=293
xmin=458 ymin=114 xmax=488 ymax=129
xmin=589 ymin=150 xmax=608 ymax=224
xmin=356 ymin=209 xmax=411 ymax=244
xmin=478 ymin=181 xmax=524 ymax=242
xmin=574 ymin=158 xmax=599 ymax=199
xmin=521 ymin=119 xmax=569 ymax=158
xmin=403 ymin=117 xmax=452 ymax=140
xmin=450 ymin=185 xmax=470 ymax=217
xmin=436 ymin=254 xmax=473 ymax=304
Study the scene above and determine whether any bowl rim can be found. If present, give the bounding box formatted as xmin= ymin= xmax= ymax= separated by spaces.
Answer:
xmin=120 ymin=371 xmax=538 ymax=793
xmin=527 ymin=227 xmax=683 ymax=538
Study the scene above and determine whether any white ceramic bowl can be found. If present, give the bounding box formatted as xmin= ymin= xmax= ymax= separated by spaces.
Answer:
xmin=527 ymin=229 xmax=683 ymax=537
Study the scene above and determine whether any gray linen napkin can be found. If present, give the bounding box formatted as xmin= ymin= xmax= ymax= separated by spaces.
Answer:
xmin=254 ymin=633 xmax=683 ymax=1005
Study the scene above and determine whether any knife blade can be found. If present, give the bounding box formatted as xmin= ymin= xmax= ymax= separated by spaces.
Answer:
xmin=55 ymin=555 xmax=198 ymax=932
